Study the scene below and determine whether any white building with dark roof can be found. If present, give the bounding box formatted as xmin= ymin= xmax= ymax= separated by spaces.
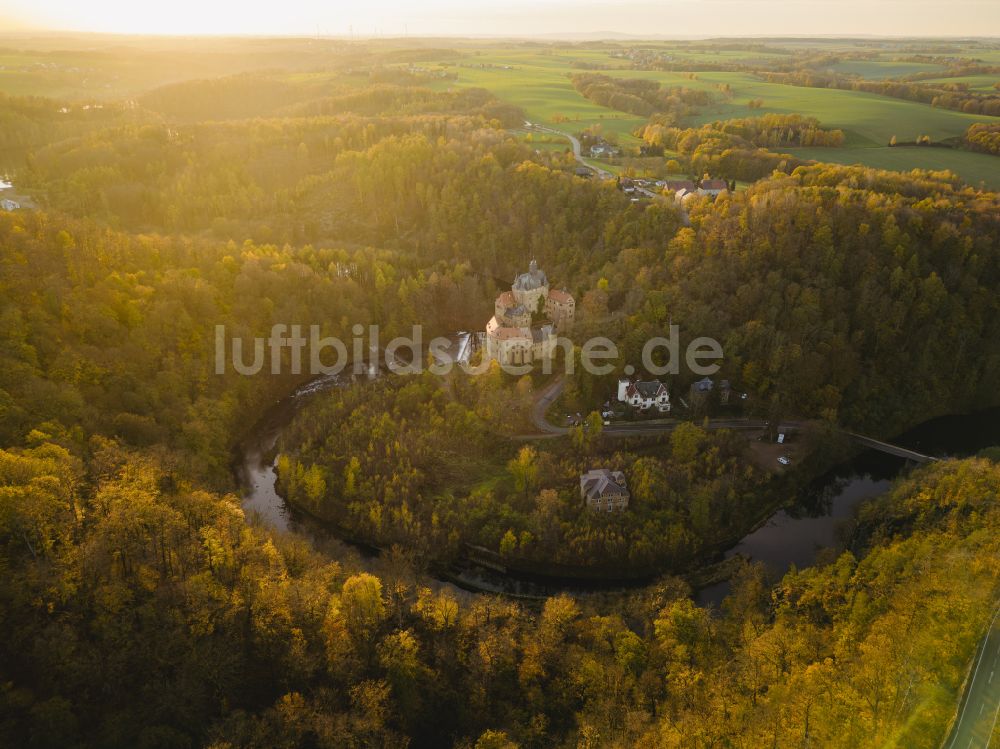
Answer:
xmin=580 ymin=469 xmax=629 ymax=512
xmin=617 ymin=378 xmax=671 ymax=412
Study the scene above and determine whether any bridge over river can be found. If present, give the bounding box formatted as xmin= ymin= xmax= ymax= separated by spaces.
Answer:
xmin=848 ymin=433 xmax=939 ymax=463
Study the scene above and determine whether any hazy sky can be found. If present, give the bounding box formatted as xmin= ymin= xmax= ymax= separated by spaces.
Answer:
xmin=2 ymin=0 xmax=998 ymax=37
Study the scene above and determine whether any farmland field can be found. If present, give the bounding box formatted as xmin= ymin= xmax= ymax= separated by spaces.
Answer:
xmin=920 ymin=74 xmax=1000 ymax=91
xmin=825 ymin=59 xmax=947 ymax=79
xmin=786 ymin=145 xmax=1000 ymax=189
xmin=435 ymin=50 xmax=648 ymax=139
xmin=2 ymin=36 xmax=999 ymax=189
xmin=431 ymin=47 xmax=1000 ymax=187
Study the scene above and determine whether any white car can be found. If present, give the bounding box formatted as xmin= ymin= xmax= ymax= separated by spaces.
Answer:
xmin=778 ymin=456 xmax=791 ymax=466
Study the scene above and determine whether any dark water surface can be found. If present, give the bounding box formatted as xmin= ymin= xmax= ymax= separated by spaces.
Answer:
xmin=697 ymin=407 xmax=1000 ymax=607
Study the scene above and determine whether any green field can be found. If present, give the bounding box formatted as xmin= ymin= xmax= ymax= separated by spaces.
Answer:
xmin=433 ymin=49 xmax=1000 ymax=187
xmin=973 ymin=49 xmax=1000 ymax=65
xmin=921 ymin=74 xmax=1000 ymax=92
xmin=439 ymin=50 xmax=998 ymax=144
xmin=582 ymin=67 xmax=995 ymax=144
xmin=826 ymin=60 xmax=947 ymax=79
xmin=437 ymin=50 xmax=647 ymax=139
xmin=787 ymin=145 xmax=1000 ymax=189
xmin=2 ymin=36 xmax=999 ymax=190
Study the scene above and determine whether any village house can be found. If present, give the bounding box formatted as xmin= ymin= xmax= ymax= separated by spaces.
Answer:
xmin=617 ymin=378 xmax=671 ymax=412
xmin=664 ymin=179 xmax=697 ymax=193
xmin=673 ymin=188 xmax=696 ymax=204
xmin=484 ymin=260 xmax=575 ymax=367
xmin=580 ymin=469 xmax=630 ymax=512
xmin=689 ymin=377 xmax=741 ymax=410
xmin=589 ymin=143 xmax=621 ymax=158
xmin=698 ymin=179 xmax=729 ymax=197
xmin=690 ymin=376 xmax=715 ymax=401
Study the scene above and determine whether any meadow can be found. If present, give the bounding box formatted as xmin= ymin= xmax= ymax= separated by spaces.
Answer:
xmin=0 ymin=35 xmax=998 ymax=187
xmin=921 ymin=74 xmax=999 ymax=91
xmin=825 ymin=59 xmax=946 ymax=79
xmin=787 ymin=144 xmax=1000 ymax=188
xmin=433 ymin=45 xmax=1000 ymax=186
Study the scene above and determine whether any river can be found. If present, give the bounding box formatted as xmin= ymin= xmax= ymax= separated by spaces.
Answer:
xmin=696 ymin=406 xmax=1000 ymax=607
xmin=236 ymin=358 xmax=1000 ymax=606
xmin=235 ymin=336 xmax=477 ymax=597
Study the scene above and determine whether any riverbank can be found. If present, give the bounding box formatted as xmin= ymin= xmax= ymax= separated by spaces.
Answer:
xmin=236 ymin=355 xmax=1000 ymax=605
xmin=239 ymin=366 xmax=840 ymax=600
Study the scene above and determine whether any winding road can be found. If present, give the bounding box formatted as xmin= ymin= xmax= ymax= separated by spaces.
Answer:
xmin=532 ymin=125 xmax=615 ymax=180
xmin=528 ymin=123 xmax=683 ymax=207
xmin=946 ymin=605 xmax=1000 ymax=749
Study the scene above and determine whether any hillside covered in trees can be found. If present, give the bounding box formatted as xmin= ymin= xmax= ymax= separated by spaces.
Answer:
xmin=0 ymin=36 xmax=999 ymax=749
xmin=3 ymin=435 xmax=997 ymax=747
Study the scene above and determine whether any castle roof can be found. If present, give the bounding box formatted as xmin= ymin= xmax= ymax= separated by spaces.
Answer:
xmin=547 ymin=289 xmax=574 ymax=304
xmin=486 ymin=316 xmax=531 ymax=341
xmin=505 ymin=304 xmax=528 ymax=319
xmin=512 ymin=260 xmax=547 ymax=292
xmin=530 ymin=324 xmax=554 ymax=343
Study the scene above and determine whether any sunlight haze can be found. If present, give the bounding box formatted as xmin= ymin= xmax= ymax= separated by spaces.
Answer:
xmin=4 ymin=0 xmax=999 ymax=37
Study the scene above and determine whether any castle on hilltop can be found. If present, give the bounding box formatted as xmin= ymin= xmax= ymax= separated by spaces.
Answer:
xmin=484 ymin=260 xmax=575 ymax=367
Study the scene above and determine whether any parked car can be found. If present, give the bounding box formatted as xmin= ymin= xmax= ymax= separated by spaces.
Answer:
xmin=778 ymin=456 xmax=791 ymax=466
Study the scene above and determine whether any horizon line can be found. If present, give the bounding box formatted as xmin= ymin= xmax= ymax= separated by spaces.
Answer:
xmin=0 ymin=28 xmax=999 ymax=41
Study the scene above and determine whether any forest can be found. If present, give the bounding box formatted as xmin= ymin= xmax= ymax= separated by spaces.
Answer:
xmin=275 ymin=371 xmax=774 ymax=573
xmin=964 ymin=122 xmax=1000 ymax=154
xmin=2 ymin=434 xmax=997 ymax=747
xmin=571 ymin=73 xmax=713 ymax=121
xmin=635 ymin=114 xmax=844 ymax=180
xmin=0 ymin=34 xmax=999 ymax=749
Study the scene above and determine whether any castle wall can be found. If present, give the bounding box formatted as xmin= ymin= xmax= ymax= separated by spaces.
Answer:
xmin=512 ymin=284 xmax=547 ymax=315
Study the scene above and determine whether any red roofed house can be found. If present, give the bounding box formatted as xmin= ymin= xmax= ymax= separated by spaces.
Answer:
xmin=698 ymin=179 xmax=729 ymax=197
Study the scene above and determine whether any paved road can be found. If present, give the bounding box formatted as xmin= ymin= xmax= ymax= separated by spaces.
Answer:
xmin=527 ymin=123 xmax=692 ymax=222
xmin=946 ymin=605 xmax=1000 ymax=749
xmin=529 ymin=377 xmax=769 ymax=438
xmin=531 ymin=377 xmax=570 ymax=435
xmin=533 ymin=126 xmax=615 ymax=180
